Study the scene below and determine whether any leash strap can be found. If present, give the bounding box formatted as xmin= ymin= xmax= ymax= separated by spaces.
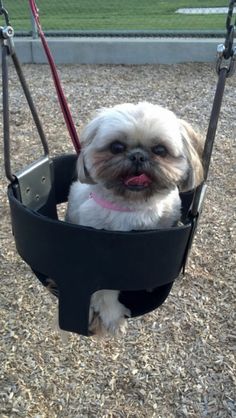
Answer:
xmin=28 ymin=0 xmax=81 ymax=153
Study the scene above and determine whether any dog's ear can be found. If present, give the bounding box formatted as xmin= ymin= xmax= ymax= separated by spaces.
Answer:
xmin=76 ymin=151 xmax=96 ymax=184
xmin=76 ymin=112 xmax=104 ymax=184
xmin=80 ymin=109 xmax=106 ymax=146
xmin=179 ymin=119 xmax=204 ymax=192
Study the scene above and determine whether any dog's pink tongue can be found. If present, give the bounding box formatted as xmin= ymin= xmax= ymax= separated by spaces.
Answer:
xmin=124 ymin=174 xmax=151 ymax=187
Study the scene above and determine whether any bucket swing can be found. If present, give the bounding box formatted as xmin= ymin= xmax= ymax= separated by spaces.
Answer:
xmin=1 ymin=0 xmax=235 ymax=336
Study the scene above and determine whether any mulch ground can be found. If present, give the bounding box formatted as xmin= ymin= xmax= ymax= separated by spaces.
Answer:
xmin=0 ymin=62 xmax=235 ymax=417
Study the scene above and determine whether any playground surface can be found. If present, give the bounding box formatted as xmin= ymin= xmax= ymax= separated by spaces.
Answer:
xmin=0 ymin=62 xmax=235 ymax=417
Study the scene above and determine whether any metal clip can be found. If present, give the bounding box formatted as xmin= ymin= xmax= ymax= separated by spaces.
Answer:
xmin=0 ymin=24 xmax=15 ymax=55
xmin=0 ymin=24 xmax=14 ymax=39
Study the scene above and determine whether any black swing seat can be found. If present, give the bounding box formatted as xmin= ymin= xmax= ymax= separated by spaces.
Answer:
xmin=8 ymin=153 xmax=202 ymax=336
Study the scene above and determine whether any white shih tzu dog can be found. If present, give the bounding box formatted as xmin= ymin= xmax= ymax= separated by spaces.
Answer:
xmin=66 ymin=102 xmax=203 ymax=336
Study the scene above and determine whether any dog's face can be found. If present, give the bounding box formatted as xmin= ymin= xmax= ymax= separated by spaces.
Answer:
xmin=77 ymin=102 xmax=203 ymax=200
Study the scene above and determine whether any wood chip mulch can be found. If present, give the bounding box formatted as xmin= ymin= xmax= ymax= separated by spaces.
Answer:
xmin=0 ymin=62 xmax=235 ymax=417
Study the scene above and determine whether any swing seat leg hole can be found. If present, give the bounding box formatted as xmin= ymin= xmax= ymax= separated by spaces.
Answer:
xmin=119 ymin=283 xmax=174 ymax=318
xmin=38 ymin=272 xmax=174 ymax=336
xmin=45 ymin=279 xmax=131 ymax=337
xmin=88 ymin=284 xmax=174 ymax=337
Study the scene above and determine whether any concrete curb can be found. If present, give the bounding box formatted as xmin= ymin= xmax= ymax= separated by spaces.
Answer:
xmin=4 ymin=37 xmax=223 ymax=65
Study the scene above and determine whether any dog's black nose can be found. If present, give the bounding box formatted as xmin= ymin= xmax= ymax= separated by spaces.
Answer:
xmin=129 ymin=151 xmax=147 ymax=164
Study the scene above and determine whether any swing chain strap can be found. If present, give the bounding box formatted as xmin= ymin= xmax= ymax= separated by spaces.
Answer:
xmin=191 ymin=1 xmax=236 ymax=217
xmin=216 ymin=0 xmax=236 ymax=76
xmin=0 ymin=0 xmax=14 ymax=54
xmin=0 ymin=0 xmax=9 ymax=26
xmin=1 ymin=2 xmax=49 ymax=182
xmin=1 ymin=1 xmax=16 ymax=181
xmin=1 ymin=44 xmax=13 ymax=181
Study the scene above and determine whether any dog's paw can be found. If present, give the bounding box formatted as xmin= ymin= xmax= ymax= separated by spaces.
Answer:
xmin=88 ymin=311 xmax=107 ymax=336
xmin=89 ymin=291 xmax=131 ymax=336
xmin=99 ymin=301 xmax=131 ymax=336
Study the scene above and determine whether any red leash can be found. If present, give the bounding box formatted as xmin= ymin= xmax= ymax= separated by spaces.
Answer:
xmin=28 ymin=0 xmax=81 ymax=153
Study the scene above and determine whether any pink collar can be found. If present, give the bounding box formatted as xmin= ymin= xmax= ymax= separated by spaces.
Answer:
xmin=89 ymin=192 xmax=135 ymax=212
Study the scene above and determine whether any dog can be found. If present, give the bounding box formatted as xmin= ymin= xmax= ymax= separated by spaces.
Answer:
xmin=66 ymin=102 xmax=204 ymax=336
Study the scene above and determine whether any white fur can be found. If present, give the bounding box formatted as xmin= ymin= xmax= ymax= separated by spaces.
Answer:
xmin=67 ymin=182 xmax=181 ymax=231
xmin=66 ymin=102 xmax=202 ymax=336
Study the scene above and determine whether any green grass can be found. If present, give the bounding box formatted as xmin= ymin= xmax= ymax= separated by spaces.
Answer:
xmin=3 ymin=0 xmax=228 ymax=32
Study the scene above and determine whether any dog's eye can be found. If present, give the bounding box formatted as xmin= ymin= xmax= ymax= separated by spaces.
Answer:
xmin=152 ymin=145 xmax=168 ymax=157
xmin=110 ymin=141 xmax=126 ymax=154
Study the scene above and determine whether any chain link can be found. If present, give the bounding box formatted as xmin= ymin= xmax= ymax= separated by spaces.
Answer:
xmin=216 ymin=0 xmax=236 ymax=76
xmin=224 ymin=0 xmax=236 ymax=59
xmin=226 ymin=0 xmax=236 ymax=31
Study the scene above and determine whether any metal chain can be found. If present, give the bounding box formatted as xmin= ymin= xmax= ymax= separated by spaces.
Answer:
xmin=226 ymin=0 xmax=236 ymax=32
xmin=2 ymin=45 xmax=14 ymax=181
xmin=11 ymin=52 xmax=49 ymax=156
xmin=191 ymin=0 xmax=236 ymax=217
xmin=216 ymin=0 xmax=236 ymax=75
xmin=0 ymin=0 xmax=10 ymax=26
xmin=1 ymin=3 xmax=49 ymax=181
xmin=224 ymin=0 xmax=236 ymax=59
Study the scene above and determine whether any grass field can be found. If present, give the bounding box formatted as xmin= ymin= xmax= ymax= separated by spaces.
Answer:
xmin=4 ymin=0 xmax=228 ymax=31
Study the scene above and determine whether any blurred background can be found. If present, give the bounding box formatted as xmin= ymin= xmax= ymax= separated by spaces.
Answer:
xmin=3 ymin=0 xmax=228 ymax=37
